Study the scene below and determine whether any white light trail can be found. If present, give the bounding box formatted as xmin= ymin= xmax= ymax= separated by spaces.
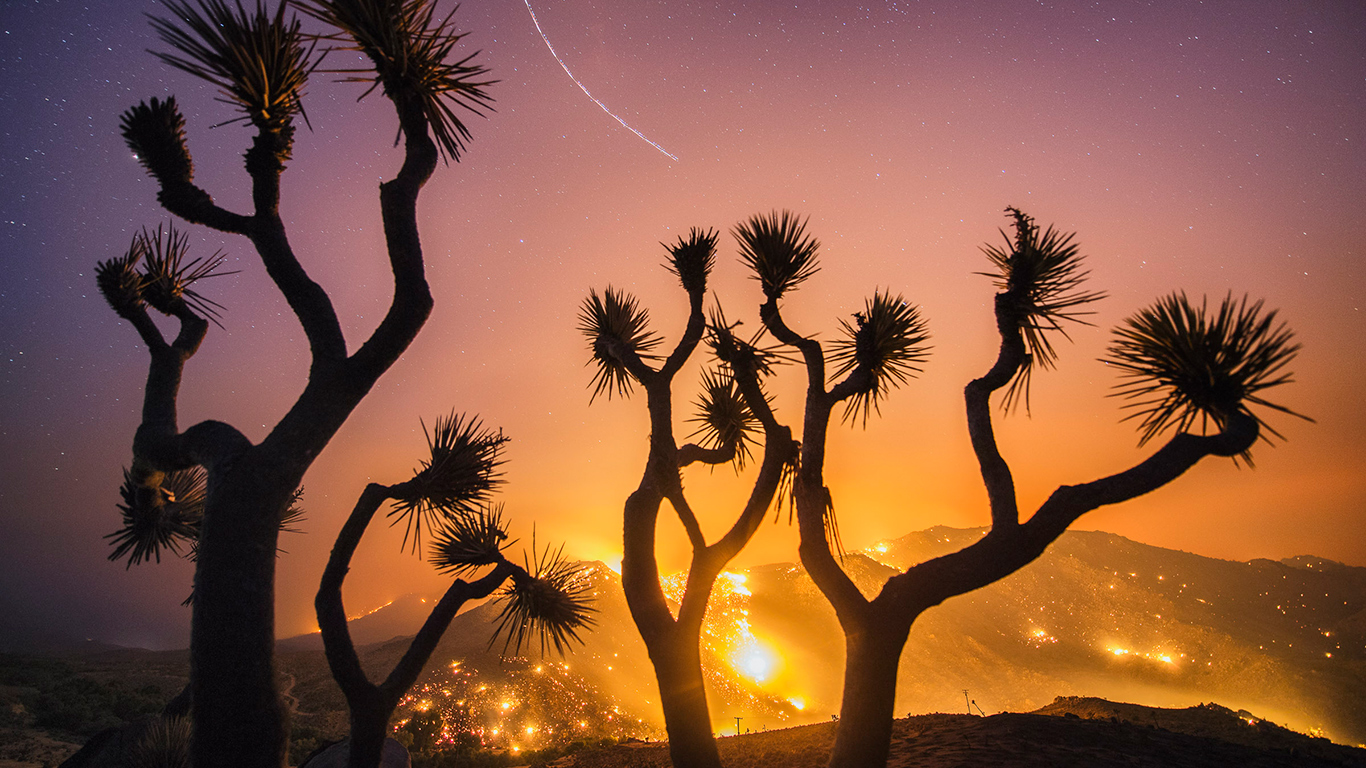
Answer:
xmin=523 ymin=0 xmax=679 ymax=161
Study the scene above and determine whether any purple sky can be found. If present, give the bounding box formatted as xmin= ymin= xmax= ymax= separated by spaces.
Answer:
xmin=2 ymin=0 xmax=1363 ymax=651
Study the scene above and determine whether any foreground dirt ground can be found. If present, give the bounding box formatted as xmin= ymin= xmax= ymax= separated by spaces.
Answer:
xmin=546 ymin=711 xmax=1366 ymax=768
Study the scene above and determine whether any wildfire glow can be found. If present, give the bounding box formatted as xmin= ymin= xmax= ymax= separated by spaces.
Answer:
xmin=721 ymin=571 xmax=752 ymax=596
xmin=734 ymin=641 xmax=777 ymax=683
xmin=1107 ymin=645 xmax=1180 ymax=666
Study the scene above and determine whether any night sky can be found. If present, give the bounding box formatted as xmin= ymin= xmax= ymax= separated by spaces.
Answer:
xmin=2 ymin=0 xmax=1363 ymax=652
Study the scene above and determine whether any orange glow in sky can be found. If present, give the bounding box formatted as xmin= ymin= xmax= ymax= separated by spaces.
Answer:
xmin=1 ymin=0 xmax=1362 ymax=650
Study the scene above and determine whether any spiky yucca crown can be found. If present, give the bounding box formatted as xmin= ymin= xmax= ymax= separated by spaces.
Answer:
xmin=705 ymin=303 xmax=789 ymax=378
xmin=830 ymin=291 xmax=932 ymax=425
xmin=295 ymin=0 xmax=495 ymax=162
xmin=663 ymin=227 xmax=717 ymax=296
xmin=493 ymin=544 xmax=596 ymax=656
xmin=150 ymin=0 xmax=313 ymax=134
xmin=430 ymin=502 xmax=510 ymax=576
xmin=734 ymin=210 xmax=821 ymax=300
xmin=980 ymin=207 xmax=1105 ymax=412
xmin=1105 ymin=292 xmax=1307 ymax=451
xmin=578 ymin=287 xmax=661 ymax=401
xmin=390 ymin=413 xmax=508 ymax=553
xmin=95 ymin=247 xmax=147 ymax=321
xmin=106 ymin=467 xmax=206 ymax=568
xmin=129 ymin=715 xmax=192 ymax=767
xmin=95 ymin=223 xmax=233 ymax=324
xmin=688 ymin=368 xmax=760 ymax=470
xmin=120 ymin=97 xmax=194 ymax=184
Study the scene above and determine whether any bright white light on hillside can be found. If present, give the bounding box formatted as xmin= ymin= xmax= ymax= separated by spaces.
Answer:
xmin=734 ymin=642 xmax=775 ymax=682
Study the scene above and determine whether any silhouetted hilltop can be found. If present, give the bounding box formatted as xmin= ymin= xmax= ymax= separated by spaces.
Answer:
xmin=862 ymin=527 xmax=1366 ymax=743
xmin=543 ymin=700 xmax=1366 ymax=767
xmin=277 ymin=592 xmax=452 ymax=652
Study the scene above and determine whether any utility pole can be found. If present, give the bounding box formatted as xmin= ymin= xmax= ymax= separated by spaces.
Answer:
xmin=963 ymin=689 xmax=971 ymax=713
xmin=734 ymin=716 xmax=743 ymax=736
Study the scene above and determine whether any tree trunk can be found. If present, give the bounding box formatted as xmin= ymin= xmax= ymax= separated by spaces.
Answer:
xmin=650 ymin=631 xmax=724 ymax=768
xmin=825 ymin=622 xmax=908 ymax=768
xmin=345 ymin=688 xmax=391 ymax=768
xmin=189 ymin=460 xmax=292 ymax=768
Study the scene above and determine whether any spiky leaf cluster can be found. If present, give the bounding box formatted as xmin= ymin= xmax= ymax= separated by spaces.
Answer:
xmin=96 ymin=224 xmax=234 ymax=325
xmin=120 ymin=97 xmax=194 ymax=184
xmin=129 ymin=715 xmax=191 ymax=768
xmin=981 ymin=207 xmax=1105 ymax=412
xmin=705 ymin=304 xmax=790 ymax=378
xmin=579 ymin=287 xmax=661 ymax=401
xmin=150 ymin=0 xmax=314 ymax=132
xmin=106 ymin=467 xmax=206 ymax=568
xmin=771 ymin=451 xmax=800 ymax=525
xmin=140 ymin=223 xmax=233 ymax=321
xmin=430 ymin=502 xmax=510 ymax=576
xmin=95 ymin=247 xmax=148 ymax=321
xmin=1105 ymin=292 xmax=1307 ymax=448
xmin=390 ymin=413 xmax=508 ymax=552
xmin=493 ymin=544 xmax=595 ymax=656
xmin=296 ymin=0 xmax=495 ymax=162
xmin=734 ymin=210 xmax=821 ymax=300
xmin=830 ymin=291 xmax=931 ymax=426
xmin=662 ymin=228 xmax=717 ymax=295
xmin=279 ymin=485 xmax=308 ymax=533
xmin=688 ymin=368 xmax=760 ymax=470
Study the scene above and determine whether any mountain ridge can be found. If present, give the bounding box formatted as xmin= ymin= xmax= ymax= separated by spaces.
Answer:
xmin=301 ymin=526 xmax=1364 ymax=748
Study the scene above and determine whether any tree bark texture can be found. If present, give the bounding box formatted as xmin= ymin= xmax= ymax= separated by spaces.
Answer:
xmin=190 ymin=455 xmax=293 ymax=768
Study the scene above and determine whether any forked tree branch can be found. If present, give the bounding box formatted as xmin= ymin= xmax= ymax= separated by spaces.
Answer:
xmin=155 ymin=179 xmax=253 ymax=236
xmin=317 ymin=481 xmax=521 ymax=720
xmin=879 ymin=411 xmax=1259 ymax=615
xmin=666 ymin=490 xmax=710 ymax=553
xmin=243 ymin=125 xmax=348 ymax=366
xmin=965 ymin=292 xmax=1028 ymax=529
xmin=127 ymin=299 xmax=251 ymax=474
xmin=677 ymin=442 xmax=739 ymax=467
xmin=317 ymin=483 xmax=393 ymax=696
xmin=348 ymin=92 xmax=438 ymax=382
xmin=826 ymin=366 xmax=874 ymax=405
xmin=381 ymin=560 xmax=516 ymax=700
xmin=759 ymin=299 xmax=869 ymax=624
xmin=660 ymin=286 xmax=708 ymax=380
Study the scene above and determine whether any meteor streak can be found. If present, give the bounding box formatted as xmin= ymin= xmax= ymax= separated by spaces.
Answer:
xmin=523 ymin=0 xmax=679 ymax=161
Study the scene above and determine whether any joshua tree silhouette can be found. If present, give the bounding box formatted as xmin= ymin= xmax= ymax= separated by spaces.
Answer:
xmin=315 ymin=413 xmax=592 ymax=768
xmin=744 ymin=207 xmax=1305 ymax=768
xmin=97 ymin=0 xmax=494 ymax=764
xmin=580 ymin=228 xmax=798 ymax=768
xmin=589 ymin=207 xmax=1304 ymax=768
